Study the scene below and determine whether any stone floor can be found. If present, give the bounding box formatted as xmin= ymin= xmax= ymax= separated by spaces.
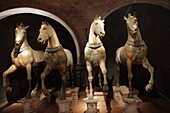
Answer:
xmin=0 ymin=91 xmax=170 ymax=113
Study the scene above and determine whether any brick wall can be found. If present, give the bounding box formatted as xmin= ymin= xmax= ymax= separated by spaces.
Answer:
xmin=0 ymin=0 xmax=169 ymax=63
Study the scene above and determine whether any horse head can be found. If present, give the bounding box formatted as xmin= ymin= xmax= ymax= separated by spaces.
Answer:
xmin=15 ymin=22 xmax=29 ymax=45
xmin=91 ymin=16 xmax=105 ymax=38
xmin=14 ymin=23 xmax=29 ymax=56
xmin=124 ymin=13 xmax=138 ymax=38
xmin=37 ymin=21 xmax=52 ymax=44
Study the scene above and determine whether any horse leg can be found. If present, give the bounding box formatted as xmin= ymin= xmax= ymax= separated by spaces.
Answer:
xmin=59 ymin=65 xmax=67 ymax=100
xmin=86 ymin=61 xmax=93 ymax=99
xmin=41 ymin=66 xmax=51 ymax=96
xmin=31 ymin=67 xmax=39 ymax=97
xmin=115 ymin=58 xmax=120 ymax=86
xmin=99 ymin=60 xmax=108 ymax=92
xmin=25 ymin=64 xmax=32 ymax=99
xmin=98 ymin=72 xmax=102 ymax=89
xmin=70 ymin=64 xmax=74 ymax=88
xmin=126 ymin=59 xmax=133 ymax=98
xmin=3 ymin=64 xmax=17 ymax=92
xmin=142 ymin=59 xmax=154 ymax=92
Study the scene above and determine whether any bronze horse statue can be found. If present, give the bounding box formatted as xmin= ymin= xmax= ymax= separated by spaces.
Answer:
xmin=115 ymin=13 xmax=154 ymax=97
xmin=3 ymin=23 xmax=44 ymax=98
xmin=84 ymin=16 xmax=108 ymax=99
xmin=37 ymin=21 xmax=74 ymax=100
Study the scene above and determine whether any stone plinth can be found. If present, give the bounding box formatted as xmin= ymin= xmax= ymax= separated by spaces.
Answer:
xmin=83 ymin=96 xmax=99 ymax=113
xmin=18 ymin=96 xmax=44 ymax=113
xmin=71 ymin=87 xmax=79 ymax=102
xmin=123 ymin=96 xmax=142 ymax=113
xmin=56 ymin=97 xmax=72 ymax=113
xmin=94 ymin=92 xmax=106 ymax=109
xmin=112 ymin=86 xmax=142 ymax=113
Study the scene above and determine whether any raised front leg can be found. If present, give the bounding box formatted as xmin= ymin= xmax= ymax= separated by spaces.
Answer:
xmin=3 ymin=64 xmax=17 ymax=92
xmin=142 ymin=59 xmax=154 ymax=92
xmin=99 ymin=60 xmax=108 ymax=92
xmin=126 ymin=59 xmax=133 ymax=98
xmin=86 ymin=61 xmax=93 ymax=99
xmin=25 ymin=63 xmax=32 ymax=99
xmin=41 ymin=66 xmax=51 ymax=96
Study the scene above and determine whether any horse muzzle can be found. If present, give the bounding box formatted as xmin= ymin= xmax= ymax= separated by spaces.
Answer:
xmin=37 ymin=37 xmax=46 ymax=44
xmin=100 ymin=32 xmax=105 ymax=37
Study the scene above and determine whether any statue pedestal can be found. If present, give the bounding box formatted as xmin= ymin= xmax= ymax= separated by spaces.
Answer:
xmin=18 ymin=93 xmax=44 ymax=113
xmin=94 ymin=92 xmax=106 ymax=109
xmin=56 ymin=97 xmax=72 ymax=113
xmin=112 ymin=86 xmax=142 ymax=113
xmin=70 ymin=87 xmax=79 ymax=102
xmin=83 ymin=96 xmax=99 ymax=113
xmin=123 ymin=96 xmax=142 ymax=113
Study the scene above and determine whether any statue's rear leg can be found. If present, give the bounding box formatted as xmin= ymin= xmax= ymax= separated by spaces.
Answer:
xmin=59 ymin=65 xmax=67 ymax=100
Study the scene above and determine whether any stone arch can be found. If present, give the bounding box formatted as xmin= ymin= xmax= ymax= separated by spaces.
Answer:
xmin=0 ymin=7 xmax=80 ymax=63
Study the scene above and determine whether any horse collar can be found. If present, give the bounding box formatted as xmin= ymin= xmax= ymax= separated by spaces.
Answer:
xmin=127 ymin=40 xmax=145 ymax=47
xmin=86 ymin=42 xmax=103 ymax=49
xmin=46 ymin=45 xmax=63 ymax=53
xmin=13 ymin=46 xmax=30 ymax=54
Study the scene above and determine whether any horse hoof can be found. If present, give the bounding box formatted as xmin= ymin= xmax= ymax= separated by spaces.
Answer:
xmin=31 ymin=90 xmax=37 ymax=97
xmin=145 ymin=84 xmax=153 ymax=92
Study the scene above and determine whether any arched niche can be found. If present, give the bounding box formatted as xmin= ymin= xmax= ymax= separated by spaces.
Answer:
xmin=103 ymin=3 xmax=170 ymax=98
xmin=0 ymin=7 xmax=80 ymax=64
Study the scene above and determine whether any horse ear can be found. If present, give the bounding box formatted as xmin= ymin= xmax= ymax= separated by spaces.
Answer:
xmin=25 ymin=26 xmax=29 ymax=29
xmin=124 ymin=16 xmax=127 ymax=21
xmin=42 ymin=21 xmax=45 ymax=24
xmin=133 ymin=12 xmax=137 ymax=17
xmin=20 ymin=22 xmax=25 ymax=26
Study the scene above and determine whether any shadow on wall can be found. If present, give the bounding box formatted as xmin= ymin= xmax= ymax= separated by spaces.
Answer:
xmin=104 ymin=3 xmax=170 ymax=99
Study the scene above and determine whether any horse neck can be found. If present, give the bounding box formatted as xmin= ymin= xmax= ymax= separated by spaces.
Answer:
xmin=127 ymin=27 xmax=143 ymax=42
xmin=20 ymin=37 xmax=30 ymax=49
xmin=88 ymin=29 xmax=101 ymax=44
xmin=47 ymin=29 xmax=61 ymax=48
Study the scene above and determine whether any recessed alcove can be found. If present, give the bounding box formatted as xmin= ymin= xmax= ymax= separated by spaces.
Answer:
xmin=104 ymin=3 xmax=170 ymax=99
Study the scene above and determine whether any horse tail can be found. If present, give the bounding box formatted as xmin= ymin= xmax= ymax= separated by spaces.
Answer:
xmin=116 ymin=47 xmax=124 ymax=64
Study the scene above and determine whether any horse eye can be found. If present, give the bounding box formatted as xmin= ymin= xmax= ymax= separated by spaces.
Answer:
xmin=95 ymin=23 xmax=98 ymax=25
xmin=43 ymin=27 xmax=47 ymax=30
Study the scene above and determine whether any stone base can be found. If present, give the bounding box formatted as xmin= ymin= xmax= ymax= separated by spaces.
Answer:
xmin=18 ymin=91 xmax=45 ymax=113
xmin=112 ymin=86 xmax=142 ymax=113
xmin=123 ymin=96 xmax=142 ymax=113
xmin=83 ymin=96 xmax=99 ymax=113
xmin=71 ymin=87 xmax=79 ymax=102
xmin=56 ymin=97 xmax=72 ymax=113
xmin=94 ymin=92 xmax=106 ymax=109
